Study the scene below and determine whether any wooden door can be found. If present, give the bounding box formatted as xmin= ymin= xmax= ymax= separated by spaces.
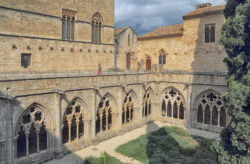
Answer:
xmin=146 ymin=57 xmax=151 ymax=71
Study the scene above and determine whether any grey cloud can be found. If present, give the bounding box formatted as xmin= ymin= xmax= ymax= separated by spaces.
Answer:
xmin=115 ymin=0 xmax=226 ymax=35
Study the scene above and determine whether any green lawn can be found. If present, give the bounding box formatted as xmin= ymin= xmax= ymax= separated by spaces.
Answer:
xmin=116 ymin=126 xmax=217 ymax=164
xmin=83 ymin=152 xmax=123 ymax=164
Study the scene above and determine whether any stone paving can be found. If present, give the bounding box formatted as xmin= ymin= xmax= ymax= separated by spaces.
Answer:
xmin=46 ymin=121 xmax=219 ymax=164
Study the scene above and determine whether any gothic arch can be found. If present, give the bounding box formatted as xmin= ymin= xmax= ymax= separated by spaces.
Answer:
xmin=92 ymin=12 xmax=103 ymax=43
xmin=62 ymin=97 xmax=88 ymax=144
xmin=15 ymin=103 xmax=52 ymax=158
xmin=193 ymin=89 xmax=227 ymax=129
xmin=127 ymin=89 xmax=138 ymax=105
xmin=95 ymin=93 xmax=117 ymax=135
xmin=92 ymin=12 xmax=103 ymax=23
xmin=122 ymin=91 xmax=136 ymax=124
xmin=15 ymin=103 xmax=53 ymax=134
xmin=161 ymin=87 xmax=186 ymax=120
xmin=142 ymin=88 xmax=154 ymax=118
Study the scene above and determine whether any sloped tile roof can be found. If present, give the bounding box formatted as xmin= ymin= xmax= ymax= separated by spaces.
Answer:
xmin=183 ymin=5 xmax=225 ymax=19
xmin=138 ymin=24 xmax=183 ymax=40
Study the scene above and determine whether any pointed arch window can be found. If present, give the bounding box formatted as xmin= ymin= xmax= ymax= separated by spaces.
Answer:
xmin=122 ymin=93 xmax=134 ymax=124
xmin=196 ymin=91 xmax=227 ymax=128
xmin=96 ymin=97 xmax=113 ymax=135
xmin=92 ymin=12 xmax=103 ymax=43
xmin=62 ymin=99 xmax=86 ymax=144
xmin=142 ymin=90 xmax=151 ymax=118
xmin=62 ymin=9 xmax=76 ymax=41
xmin=16 ymin=105 xmax=48 ymax=158
xmin=162 ymin=88 xmax=185 ymax=120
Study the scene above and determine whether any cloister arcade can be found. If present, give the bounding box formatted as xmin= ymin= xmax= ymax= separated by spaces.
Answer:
xmin=15 ymin=104 xmax=53 ymax=159
xmin=191 ymin=90 xmax=228 ymax=132
xmin=0 ymin=85 xmax=229 ymax=163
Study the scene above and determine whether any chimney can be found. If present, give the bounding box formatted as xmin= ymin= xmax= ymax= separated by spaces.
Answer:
xmin=195 ymin=3 xmax=212 ymax=9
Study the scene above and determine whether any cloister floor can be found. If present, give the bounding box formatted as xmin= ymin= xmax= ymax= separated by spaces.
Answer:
xmin=46 ymin=121 xmax=219 ymax=164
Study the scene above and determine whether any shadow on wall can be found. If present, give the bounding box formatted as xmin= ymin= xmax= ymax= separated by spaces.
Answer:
xmin=189 ymin=14 xmax=228 ymax=134
xmin=0 ymin=94 xmax=88 ymax=164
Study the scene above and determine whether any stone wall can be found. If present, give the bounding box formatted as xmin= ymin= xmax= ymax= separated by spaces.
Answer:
xmin=0 ymin=72 xmax=228 ymax=163
xmin=115 ymin=28 xmax=138 ymax=71
xmin=0 ymin=0 xmax=115 ymax=73
xmin=137 ymin=8 xmax=227 ymax=73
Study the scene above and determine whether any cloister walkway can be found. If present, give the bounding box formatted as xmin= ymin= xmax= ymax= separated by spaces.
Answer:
xmin=46 ymin=121 xmax=219 ymax=164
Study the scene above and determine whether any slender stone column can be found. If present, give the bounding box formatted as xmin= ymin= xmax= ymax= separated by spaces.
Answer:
xmin=76 ymin=119 xmax=80 ymax=140
xmin=177 ymin=103 xmax=180 ymax=119
xmin=100 ymin=114 xmax=103 ymax=133
xmin=171 ymin=102 xmax=174 ymax=119
xmin=210 ymin=107 xmax=212 ymax=125
xmin=105 ymin=112 xmax=108 ymax=131
xmin=25 ymin=133 xmax=29 ymax=156
xmin=68 ymin=121 xmax=72 ymax=143
xmin=124 ymin=109 xmax=127 ymax=124
xmin=218 ymin=110 xmax=221 ymax=127
xmin=36 ymin=130 xmax=40 ymax=153
xmin=128 ymin=106 xmax=132 ymax=122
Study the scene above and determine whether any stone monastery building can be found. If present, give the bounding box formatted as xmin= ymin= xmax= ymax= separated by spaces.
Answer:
xmin=0 ymin=1 xmax=228 ymax=163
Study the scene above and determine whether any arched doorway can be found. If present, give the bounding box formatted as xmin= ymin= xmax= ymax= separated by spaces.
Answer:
xmin=146 ymin=56 xmax=151 ymax=71
xmin=126 ymin=53 xmax=131 ymax=70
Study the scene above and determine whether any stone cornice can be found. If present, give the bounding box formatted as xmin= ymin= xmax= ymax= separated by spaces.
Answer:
xmin=0 ymin=33 xmax=114 ymax=46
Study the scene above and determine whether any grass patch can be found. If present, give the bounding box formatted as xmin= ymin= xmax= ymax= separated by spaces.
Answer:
xmin=83 ymin=152 xmax=123 ymax=164
xmin=116 ymin=126 xmax=217 ymax=164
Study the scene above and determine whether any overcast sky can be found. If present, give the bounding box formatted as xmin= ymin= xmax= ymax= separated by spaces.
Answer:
xmin=115 ymin=0 xmax=226 ymax=35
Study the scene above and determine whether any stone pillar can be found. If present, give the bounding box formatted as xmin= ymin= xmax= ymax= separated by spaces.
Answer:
xmin=84 ymin=120 xmax=91 ymax=139
xmin=0 ymin=140 xmax=6 ymax=164
xmin=55 ymin=92 xmax=63 ymax=152
xmin=152 ymin=103 xmax=161 ymax=120
xmin=5 ymin=102 xmax=15 ymax=164
xmin=112 ymin=112 xmax=119 ymax=132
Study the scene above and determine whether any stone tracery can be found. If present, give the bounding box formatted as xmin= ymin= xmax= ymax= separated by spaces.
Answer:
xmin=92 ymin=12 xmax=103 ymax=43
xmin=96 ymin=96 xmax=113 ymax=134
xmin=62 ymin=98 xmax=86 ymax=144
xmin=196 ymin=91 xmax=226 ymax=127
xmin=16 ymin=105 xmax=48 ymax=158
xmin=142 ymin=90 xmax=151 ymax=118
xmin=122 ymin=93 xmax=134 ymax=124
xmin=162 ymin=88 xmax=185 ymax=120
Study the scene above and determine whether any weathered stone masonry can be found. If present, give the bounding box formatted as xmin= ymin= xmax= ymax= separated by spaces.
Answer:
xmin=0 ymin=72 xmax=229 ymax=163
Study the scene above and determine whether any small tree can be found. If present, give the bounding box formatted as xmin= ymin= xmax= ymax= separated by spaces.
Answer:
xmin=211 ymin=0 xmax=250 ymax=163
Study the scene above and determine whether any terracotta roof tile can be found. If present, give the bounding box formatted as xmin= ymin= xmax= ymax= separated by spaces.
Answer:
xmin=138 ymin=24 xmax=183 ymax=40
xmin=183 ymin=5 xmax=225 ymax=19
